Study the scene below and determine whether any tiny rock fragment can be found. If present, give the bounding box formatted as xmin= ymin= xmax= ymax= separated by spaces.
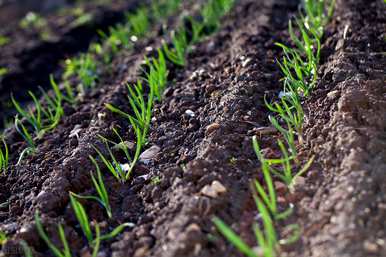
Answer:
xmin=69 ymin=124 xmax=82 ymax=139
xmin=205 ymin=123 xmax=220 ymax=135
xmin=363 ymin=241 xmax=379 ymax=253
xmin=185 ymin=109 xmax=195 ymax=117
xmin=200 ymin=180 xmax=227 ymax=198
xmin=140 ymin=145 xmax=161 ymax=162
xmin=274 ymin=181 xmax=287 ymax=195
xmin=327 ymin=90 xmax=339 ymax=99
xmin=255 ymin=126 xmax=277 ymax=136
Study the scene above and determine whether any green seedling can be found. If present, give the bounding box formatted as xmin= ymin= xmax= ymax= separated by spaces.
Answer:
xmin=12 ymin=83 xmax=63 ymax=135
xmin=144 ymin=49 xmax=168 ymax=101
xmin=127 ymin=8 xmax=149 ymax=37
xmin=14 ymin=116 xmax=36 ymax=164
xmin=0 ymin=35 xmax=9 ymax=46
xmin=106 ymin=80 xmax=154 ymax=180
xmin=71 ymin=156 xmax=112 ymax=218
xmin=151 ymin=0 xmax=181 ymax=20
xmin=20 ymin=12 xmax=47 ymax=30
xmin=163 ymin=28 xmax=188 ymax=67
xmin=264 ymin=92 xmax=304 ymax=141
xmin=201 ymin=0 xmax=234 ymax=30
xmin=151 ymin=176 xmax=161 ymax=185
xmin=99 ymin=24 xmax=132 ymax=55
xmin=0 ymin=67 xmax=8 ymax=77
xmin=187 ymin=16 xmax=205 ymax=44
xmin=253 ymin=136 xmax=292 ymax=220
xmin=268 ymin=116 xmax=297 ymax=158
xmin=0 ymin=139 xmax=8 ymax=173
xmin=0 ymin=230 xmax=7 ymax=245
xmin=92 ymin=143 xmax=127 ymax=183
xmin=70 ymin=194 xmax=93 ymax=243
xmin=213 ymin=197 xmax=278 ymax=257
xmin=69 ymin=196 xmax=132 ymax=245
xmin=35 ymin=212 xmax=72 ymax=257
xmin=64 ymin=54 xmax=97 ymax=89
xmin=70 ymin=13 xmax=93 ymax=28
xmin=50 ymin=75 xmax=76 ymax=105
xmin=35 ymin=211 xmax=108 ymax=257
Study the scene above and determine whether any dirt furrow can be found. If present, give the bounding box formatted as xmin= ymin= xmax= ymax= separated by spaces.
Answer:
xmin=109 ymin=0 xmax=300 ymax=256
xmin=289 ymin=0 xmax=386 ymax=256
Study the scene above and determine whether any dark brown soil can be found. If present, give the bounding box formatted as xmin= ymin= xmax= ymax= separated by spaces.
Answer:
xmin=285 ymin=0 xmax=386 ymax=256
xmin=0 ymin=0 xmax=385 ymax=256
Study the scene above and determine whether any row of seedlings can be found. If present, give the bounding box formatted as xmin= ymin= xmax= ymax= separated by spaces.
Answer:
xmin=214 ymin=0 xmax=336 ymax=256
xmin=24 ymin=0 xmax=236 ymax=256
xmin=5 ymin=0 xmax=183 ymax=165
xmin=1 ymin=0 xmax=185 ymax=256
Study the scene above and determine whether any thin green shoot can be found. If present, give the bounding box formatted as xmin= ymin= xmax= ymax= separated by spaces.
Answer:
xmin=70 ymin=193 xmax=93 ymax=243
xmin=71 ymin=156 xmax=112 ymax=218
xmin=0 ymin=35 xmax=9 ymax=47
xmin=50 ymin=75 xmax=76 ymax=105
xmin=127 ymin=8 xmax=149 ymax=37
xmin=253 ymin=136 xmax=292 ymax=220
xmin=0 ymin=139 xmax=8 ymax=173
xmin=95 ymin=222 xmax=134 ymax=242
xmin=252 ymin=196 xmax=278 ymax=257
xmin=14 ymin=116 xmax=36 ymax=164
xmin=264 ymin=92 xmax=304 ymax=138
xmin=213 ymin=194 xmax=278 ymax=257
xmin=0 ymin=67 xmax=8 ymax=77
xmin=20 ymin=240 xmax=33 ymax=257
xmin=92 ymin=143 xmax=126 ymax=183
xmin=268 ymin=116 xmax=297 ymax=158
xmin=0 ymin=230 xmax=7 ymax=245
xmin=35 ymin=211 xmax=72 ymax=257
xmin=144 ymin=49 xmax=168 ymax=101
xmin=163 ymin=28 xmax=188 ymax=67
xmin=213 ymin=218 xmax=258 ymax=257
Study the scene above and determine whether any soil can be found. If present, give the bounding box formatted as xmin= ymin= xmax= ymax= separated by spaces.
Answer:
xmin=0 ymin=0 xmax=385 ymax=257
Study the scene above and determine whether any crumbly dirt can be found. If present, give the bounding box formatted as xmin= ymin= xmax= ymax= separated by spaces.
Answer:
xmin=0 ymin=0 xmax=385 ymax=256
xmin=285 ymin=0 xmax=386 ymax=256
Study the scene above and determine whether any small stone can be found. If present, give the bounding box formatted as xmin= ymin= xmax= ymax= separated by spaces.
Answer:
xmin=327 ymin=90 xmax=339 ymax=99
xmin=200 ymin=180 xmax=227 ymax=198
xmin=255 ymin=126 xmax=277 ymax=136
xmin=185 ymin=110 xmax=195 ymax=117
xmin=133 ymin=246 xmax=150 ymax=257
xmin=140 ymin=145 xmax=161 ymax=163
xmin=205 ymin=123 xmax=220 ymax=135
xmin=364 ymin=241 xmax=379 ymax=253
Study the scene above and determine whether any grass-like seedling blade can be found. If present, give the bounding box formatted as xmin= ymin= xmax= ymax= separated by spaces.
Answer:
xmin=128 ymin=8 xmax=149 ymax=37
xmin=213 ymin=217 xmax=258 ymax=257
xmin=92 ymin=144 xmax=126 ymax=183
xmin=91 ymin=223 xmax=101 ymax=257
xmin=0 ymin=139 xmax=8 ymax=173
xmin=71 ymin=156 xmax=113 ymax=219
xmin=20 ymin=240 xmax=33 ymax=257
xmin=96 ymin=222 xmax=134 ymax=242
xmin=163 ymin=28 xmax=188 ymax=67
xmin=69 ymin=193 xmax=93 ymax=243
xmin=0 ymin=230 xmax=7 ymax=245
xmin=35 ymin=211 xmax=72 ymax=257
